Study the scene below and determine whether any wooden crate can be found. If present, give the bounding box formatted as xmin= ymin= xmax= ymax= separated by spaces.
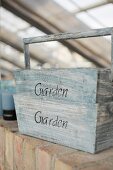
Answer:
xmin=14 ymin=28 xmax=113 ymax=153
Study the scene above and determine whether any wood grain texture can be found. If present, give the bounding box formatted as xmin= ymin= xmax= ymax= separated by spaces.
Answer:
xmin=13 ymin=68 xmax=113 ymax=153
xmin=14 ymin=68 xmax=97 ymax=104
xmin=23 ymin=27 xmax=113 ymax=84
xmin=24 ymin=44 xmax=30 ymax=69
xmin=96 ymin=101 xmax=113 ymax=152
xmin=111 ymin=30 xmax=113 ymax=80
xmin=96 ymin=69 xmax=113 ymax=152
xmin=96 ymin=69 xmax=113 ymax=103
xmin=14 ymin=68 xmax=98 ymax=153
xmin=23 ymin=27 xmax=113 ymax=78
xmin=23 ymin=27 xmax=113 ymax=44
xmin=96 ymin=121 xmax=113 ymax=152
xmin=14 ymin=95 xmax=97 ymax=153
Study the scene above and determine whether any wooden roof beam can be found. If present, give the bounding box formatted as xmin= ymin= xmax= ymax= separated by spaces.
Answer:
xmin=1 ymin=28 xmax=72 ymax=67
xmin=0 ymin=59 xmax=19 ymax=71
xmin=0 ymin=28 xmax=45 ymax=64
xmin=0 ymin=53 xmax=24 ymax=69
xmin=0 ymin=65 xmax=14 ymax=74
xmin=1 ymin=0 xmax=110 ymax=67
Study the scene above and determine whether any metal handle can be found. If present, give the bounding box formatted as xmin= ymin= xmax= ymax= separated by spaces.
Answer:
xmin=23 ymin=27 xmax=113 ymax=80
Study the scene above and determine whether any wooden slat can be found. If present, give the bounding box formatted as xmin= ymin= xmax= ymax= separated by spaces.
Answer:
xmin=97 ymin=69 xmax=113 ymax=103
xmin=24 ymin=44 xmax=30 ymax=69
xmin=14 ymin=68 xmax=98 ymax=104
xmin=23 ymin=27 xmax=112 ymax=71
xmin=24 ymin=27 xmax=113 ymax=44
xmin=96 ymin=102 xmax=113 ymax=152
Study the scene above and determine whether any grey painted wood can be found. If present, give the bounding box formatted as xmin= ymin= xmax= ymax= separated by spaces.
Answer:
xmin=96 ymin=69 xmax=113 ymax=152
xmin=96 ymin=69 xmax=113 ymax=103
xmin=14 ymin=68 xmax=97 ymax=105
xmin=14 ymin=68 xmax=98 ymax=153
xmin=14 ymin=95 xmax=97 ymax=153
xmin=23 ymin=27 xmax=113 ymax=79
xmin=97 ymin=102 xmax=113 ymax=126
xmin=23 ymin=27 xmax=113 ymax=44
xmin=13 ymin=68 xmax=113 ymax=153
xmin=24 ymin=44 xmax=30 ymax=69
xmin=13 ymin=28 xmax=113 ymax=153
xmin=111 ymin=30 xmax=113 ymax=80
xmin=96 ymin=102 xmax=113 ymax=152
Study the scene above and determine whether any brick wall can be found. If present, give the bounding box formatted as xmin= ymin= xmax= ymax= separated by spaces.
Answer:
xmin=0 ymin=117 xmax=113 ymax=170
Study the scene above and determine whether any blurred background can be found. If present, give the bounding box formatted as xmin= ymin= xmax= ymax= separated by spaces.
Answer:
xmin=0 ymin=0 xmax=113 ymax=80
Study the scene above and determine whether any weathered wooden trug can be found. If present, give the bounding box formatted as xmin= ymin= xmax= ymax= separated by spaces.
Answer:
xmin=14 ymin=27 xmax=113 ymax=153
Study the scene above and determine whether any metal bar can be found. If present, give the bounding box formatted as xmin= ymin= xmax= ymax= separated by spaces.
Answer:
xmin=24 ymin=44 xmax=30 ymax=69
xmin=24 ymin=27 xmax=113 ymax=44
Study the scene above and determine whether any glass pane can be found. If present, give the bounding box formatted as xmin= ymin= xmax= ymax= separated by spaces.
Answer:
xmin=72 ymin=0 xmax=104 ymax=8
xmin=88 ymin=3 xmax=113 ymax=27
xmin=0 ymin=7 xmax=30 ymax=32
xmin=76 ymin=12 xmax=102 ymax=28
xmin=18 ymin=26 xmax=45 ymax=38
xmin=53 ymin=0 xmax=78 ymax=12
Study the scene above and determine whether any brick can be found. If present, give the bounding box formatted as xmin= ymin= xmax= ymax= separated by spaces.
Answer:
xmin=13 ymin=131 xmax=50 ymax=170
xmin=80 ymin=156 xmax=113 ymax=170
xmin=23 ymin=140 xmax=36 ymax=170
xmin=13 ymin=133 xmax=24 ymax=170
xmin=55 ymin=160 xmax=72 ymax=170
xmin=5 ymin=129 xmax=14 ymax=170
xmin=37 ymin=148 xmax=51 ymax=170
xmin=37 ymin=144 xmax=74 ymax=170
xmin=55 ymin=148 xmax=113 ymax=170
xmin=0 ymin=126 xmax=5 ymax=170
xmin=55 ymin=157 xmax=113 ymax=170
xmin=22 ymin=134 xmax=50 ymax=170
xmin=1 ymin=117 xmax=113 ymax=170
